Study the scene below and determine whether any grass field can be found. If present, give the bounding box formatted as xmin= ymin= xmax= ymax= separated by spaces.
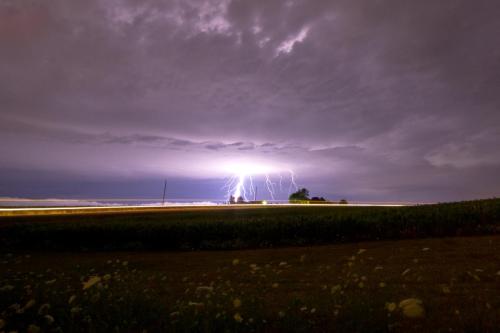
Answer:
xmin=1 ymin=199 xmax=500 ymax=332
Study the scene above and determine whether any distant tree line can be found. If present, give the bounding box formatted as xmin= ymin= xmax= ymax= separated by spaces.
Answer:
xmin=229 ymin=195 xmax=245 ymax=204
xmin=228 ymin=188 xmax=347 ymax=204
xmin=289 ymin=188 xmax=348 ymax=204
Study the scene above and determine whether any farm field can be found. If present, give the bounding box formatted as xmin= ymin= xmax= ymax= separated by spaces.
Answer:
xmin=1 ymin=199 xmax=500 ymax=332
xmin=1 ymin=236 xmax=500 ymax=332
xmin=1 ymin=199 xmax=500 ymax=251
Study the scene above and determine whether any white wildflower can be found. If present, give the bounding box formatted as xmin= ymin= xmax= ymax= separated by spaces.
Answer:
xmin=234 ymin=313 xmax=243 ymax=322
xmin=399 ymin=298 xmax=425 ymax=318
xmin=82 ymin=276 xmax=101 ymax=290
xmin=233 ymin=298 xmax=242 ymax=308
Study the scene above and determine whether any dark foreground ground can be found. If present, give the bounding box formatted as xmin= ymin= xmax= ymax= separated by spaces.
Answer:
xmin=1 ymin=236 xmax=500 ymax=332
xmin=1 ymin=200 xmax=499 ymax=332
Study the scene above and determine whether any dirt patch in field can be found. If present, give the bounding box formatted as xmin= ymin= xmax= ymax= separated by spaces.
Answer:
xmin=1 ymin=236 xmax=499 ymax=332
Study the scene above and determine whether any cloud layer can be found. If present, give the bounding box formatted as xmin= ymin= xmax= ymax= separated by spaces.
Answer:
xmin=1 ymin=0 xmax=500 ymax=201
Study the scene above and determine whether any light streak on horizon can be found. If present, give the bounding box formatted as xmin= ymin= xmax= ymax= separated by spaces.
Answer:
xmin=0 ymin=202 xmax=413 ymax=217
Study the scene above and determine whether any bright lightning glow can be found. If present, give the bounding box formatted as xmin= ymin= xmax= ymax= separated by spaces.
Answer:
xmin=222 ymin=161 xmax=276 ymax=175
xmin=221 ymin=161 xmax=299 ymax=202
xmin=233 ymin=173 xmax=246 ymax=201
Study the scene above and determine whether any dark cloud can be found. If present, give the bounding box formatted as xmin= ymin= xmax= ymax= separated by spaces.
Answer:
xmin=1 ymin=0 xmax=500 ymax=201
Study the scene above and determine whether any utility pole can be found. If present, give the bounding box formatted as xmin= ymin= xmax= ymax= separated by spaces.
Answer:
xmin=162 ymin=180 xmax=167 ymax=206
xmin=254 ymin=186 xmax=257 ymax=201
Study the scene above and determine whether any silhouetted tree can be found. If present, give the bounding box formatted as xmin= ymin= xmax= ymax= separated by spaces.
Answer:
xmin=289 ymin=188 xmax=310 ymax=203
xmin=229 ymin=195 xmax=246 ymax=204
xmin=310 ymin=197 xmax=326 ymax=202
xmin=339 ymin=199 xmax=348 ymax=204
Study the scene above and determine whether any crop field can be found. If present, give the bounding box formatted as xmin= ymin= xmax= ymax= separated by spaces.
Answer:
xmin=1 ymin=199 xmax=500 ymax=251
xmin=0 ymin=199 xmax=500 ymax=332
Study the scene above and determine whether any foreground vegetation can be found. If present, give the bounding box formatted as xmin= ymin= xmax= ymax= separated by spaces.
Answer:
xmin=1 ymin=199 xmax=500 ymax=251
xmin=1 ymin=200 xmax=500 ymax=332
xmin=1 ymin=236 xmax=499 ymax=332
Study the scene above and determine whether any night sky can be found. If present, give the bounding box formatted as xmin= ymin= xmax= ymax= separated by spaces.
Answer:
xmin=1 ymin=0 xmax=500 ymax=202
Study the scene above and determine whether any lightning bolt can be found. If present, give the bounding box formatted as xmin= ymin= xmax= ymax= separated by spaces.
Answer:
xmin=265 ymin=174 xmax=276 ymax=201
xmin=223 ymin=167 xmax=298 ymax=203
xmin=288 ymin=169 xmax=299 ymax=192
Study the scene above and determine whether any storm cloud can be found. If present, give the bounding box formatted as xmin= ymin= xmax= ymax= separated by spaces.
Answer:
xmin=1 ymin=0 xmax=500 ymax=202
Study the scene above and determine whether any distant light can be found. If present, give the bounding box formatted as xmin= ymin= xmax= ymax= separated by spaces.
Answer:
xmin=262 ymin=200 xmax=268 ymax=205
